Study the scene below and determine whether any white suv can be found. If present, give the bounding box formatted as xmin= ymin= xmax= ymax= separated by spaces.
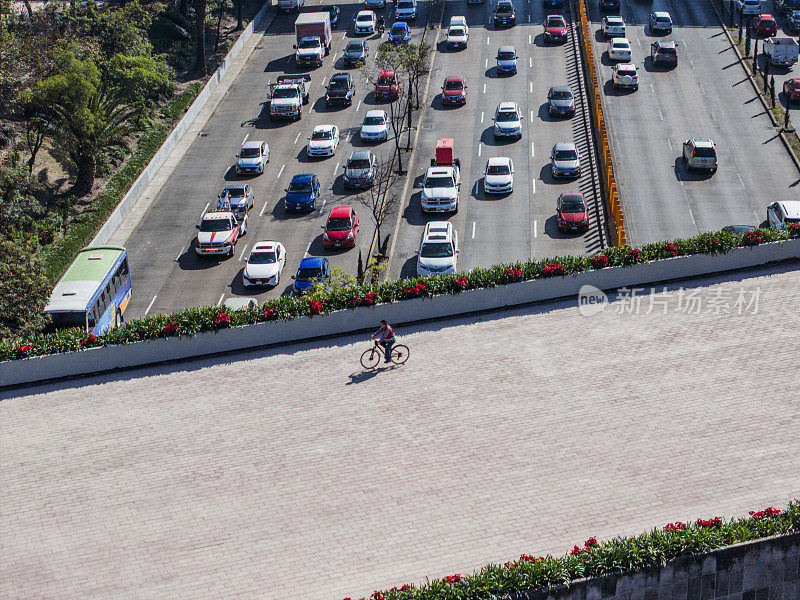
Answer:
xmin=417 ymin=221 xmax=459 ymax=276
xmin=236 ymin=141 xmax=269 ymax=175
xmin=682 ymin=138 xmax=717 ymax=172
xmin=767 ymin=201 xmax=800 ymax=229
xmin=493 ymin=102 xmax=523 ymax=140
xmin=737 ymin=0 xmax=762 ymax=15
xmin=484 ymin=157 xmax=514 ymax=193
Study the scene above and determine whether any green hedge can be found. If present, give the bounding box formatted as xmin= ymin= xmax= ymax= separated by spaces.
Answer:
xmin=39 ymin=82 xmax=204 ymax=283
xmin=349 ymin=503 xmax=799 ymax=600
xmin=3 ymin=225 xmax=800 ymax=361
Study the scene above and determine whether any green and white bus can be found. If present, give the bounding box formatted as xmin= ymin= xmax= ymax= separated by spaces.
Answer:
xmin=44 ymin=246 xmax=132 ymax=335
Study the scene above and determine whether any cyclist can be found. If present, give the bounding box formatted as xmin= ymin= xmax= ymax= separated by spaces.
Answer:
xmin=371 ymin=319 xmax=395 ymax=363
xmin=377 ymin=14 xmax=386 ymax=34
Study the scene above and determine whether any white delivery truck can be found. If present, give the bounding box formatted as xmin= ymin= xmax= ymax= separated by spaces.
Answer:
xmin=764 ymin=37 xmax=799 ymax=66
xmin=294 ymin=12 xmax=332 ymax=68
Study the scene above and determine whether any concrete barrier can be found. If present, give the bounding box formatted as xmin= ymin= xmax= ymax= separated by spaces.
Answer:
xmin=90 ymin=1 xmax=271 ymax=246
xmin=3 ymin=239 xmax=799 ymax=389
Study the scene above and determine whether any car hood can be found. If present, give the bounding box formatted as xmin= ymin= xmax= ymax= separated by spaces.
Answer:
xmin=448 ymin=33 xmax=468 ymax=41
xmin=327 ymin=88 xmax=349 ymax=97
xmin=545 ymin=26 xmax=567 ymax=34
xmin=419 ymin=255 xmax=456 ymax=270
xmin=497 ymin=58 xmax=516 ymax=67
xmin=286 ymin=191 xmax=314 ymax=203
xmin=554 ymin=158 xmax=580 ymax=169
xmin=550 ymin=98 xmax=574 ymax=108
xmin=346 ymin=167 xmax=372 ymax=179
xmin=297 ymin=47 xmax=320 ymax=54
xmin=325 ymin=228 xmax=354 ymax=239
xmin=443 ymin=89 xmax=464 ymax=96
xmin=361 ymin=124 xmax=386 ymax=134
xmin=272 ymin=97 xmax=299 ymax=106
xmin=485 ymin=173 xmax=512 ymax=186
xmin=308 ymin=139 xmax=334 ymax=150
xmin=244 ymin=262 xmax=281 ymax=279
xmin=293 ymin=277 xmax=319 ymax=291
xmin=560 ymin=210 xmax=587 ymax=222
xmin=238 ymin=157 xmax=262 ymax=166
xmin=197 ymin=229 xmax=236 ymax=244
xmin=422 ymin=186 xmax=457 ymax=200
xmin=495 ymin=120 xmax=521 ymax=130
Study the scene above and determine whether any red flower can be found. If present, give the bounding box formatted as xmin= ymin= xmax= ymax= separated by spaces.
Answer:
xmin=444 ymin=575 xmax=464 ymax=584
xmin=542 ymin=263 xmax=564 ymax=277
xmin=261 ymin=306 xmax=278 ymax=321
xmin=309 ymin=301 xmax=323 ymax=315
xmin=504 ymin=561 xmax=512 ymax=568
xmin=213 ymin=312 xmax=231 ymax=328
xmin=389 ymin=588 xmax=398 ymax=593
xmin=662 ymin=243 xmax=678 ymax=257
xmin=399 ymin=585 xmax=411 ymax=592
xmin=518 ymin=554 xmax=544 ymax=563
xmin=571 ymin=545 xmax=587 ymax=556
xmin=749 ymin=507 xmax=782 ymax=518
xmin=372 ymin=592 xmax=385 ymax=600
xmin=743 ymin=230 xmax=763 ymax=246
xmin=628 ymin=248 xmax=643 ymax=261
xmin=80 ymin=333 xmax=98 ymax=347
xmin=663 ymin=522 xmax=687 ymax=531
xmin=695 ymin=517 xmax=723 ymax=529
xmin=503 ymin=268 xmax=524 ymax=282
xmin=584 ymin=537 xmax=598 ymax=549
xmin=591 ymin=255 xmax=609 ymax=269
xmin=354 ymin=292 xmax=380 ymax=306
xmin=162 ymin=322 xmax=179 ymax=336
xmin=351 ymin=295 xmax=362 ymax=306
xmin=402 ymin=283 xmax=427 ymax=299
xmin=790 ymin=222 xmax=800 ymax=235
xmin=452 ymin=276 xmax=469 ymax=290
xmin=15 ymin=344 xmax=32 ymax=358
xmin=707 ymin=237 xmax=720 ymax=246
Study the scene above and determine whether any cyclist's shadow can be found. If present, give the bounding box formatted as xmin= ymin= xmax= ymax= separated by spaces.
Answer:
xmin=346 ymin=367 xmax=395 ymax=384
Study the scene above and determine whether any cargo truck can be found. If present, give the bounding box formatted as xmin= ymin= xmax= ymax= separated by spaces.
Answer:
xmin=294 ymin=13 xmax=332 ymax=67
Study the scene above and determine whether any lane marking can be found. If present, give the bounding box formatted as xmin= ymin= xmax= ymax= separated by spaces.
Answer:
xmin=531 ymin=142 xmax=534 ymax=157
xmin=528 ymin=14 xmax=531 ymax=22
xmin=530 ymin=110 xmax=534 ymax=122
xmin=144 ymin=295 xmax=157 ymax=316
xmin=528 ymin=34 xmax=532 ymax=45
xmin=485 ymin=58 xmax=488 ymax=68
xmin=472 ymin=221 xmax=476 ymax=238
xmin=531 ymin=179 xmax=536 ymax=194
xmin=486 ymin=36 xmax=490 ymax=45
xmin=239 ymin=244 xmax=248 ymax=261
xmin=259 ymin=201 xmax=269 ymax=216
xmin=200 ymin=202 xmax=210 ymax=219
xmin=342 ymin=32 xmax=346 ymax=40
xmin=529 ymin=81 xmax=533 ymax=93
xmin=217 ymin=293 xmax=225 ymax=306
xmin=650 ymin=82 xmax=655 ymax=94
xmin=318 ymin=198 xmax=327 ymax=214
xmin=347 ymin=131 xmax=352 ymax=142
xmin=242 ymin=133 xmax=250 ymax=145
xmin=294 ymin=131 xmax=301 ymax=144
xmin=322 ymin=77 xmax=327 ymax=86
xmin=483 ymin=83 xmax=486 ymax=94
xmin=334 ymin=161 xmax=340 ymax=173
xmin=174 ymin=245 xmax=186 ymax=262
xmin=480 ymin=111 xmax=484 ymax=123
xmin=533 ymin=220 xmax=538 ymax=238
xmin=304 ymin=241 xmax=312 ymax=256
xmin=658 ymin=108 xmax=663 ymax=120
xmin=277 ymin=164 xmax=285 ymax=179
xmin=529 ymin=56 xmax=532 ymax=68
xmin=356 ymin=100 xmax=362 ymax=111
xmin=478 ymin=143 xmax=482 ymax=156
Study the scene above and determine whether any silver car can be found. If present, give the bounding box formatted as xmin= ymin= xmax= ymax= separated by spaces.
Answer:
xmin=547 ymin=86 xmax=575 ymax=117
xmin=550 ymin=142 xmax=581 ymax=178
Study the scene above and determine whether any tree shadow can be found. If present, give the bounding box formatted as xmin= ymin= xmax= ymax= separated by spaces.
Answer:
xmin=399 ymin=254 xmax=419 ymax=279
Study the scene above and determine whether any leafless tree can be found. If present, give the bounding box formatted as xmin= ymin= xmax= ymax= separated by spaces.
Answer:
xmin=356 ymin=156 xmax=401 ymax=254
xmin=194 ymin=0 xmax=207 ymax=76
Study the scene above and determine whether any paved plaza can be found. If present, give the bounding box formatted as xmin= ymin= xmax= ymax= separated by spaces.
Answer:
xmin=2 ymin=263 xmax=800 ymax=599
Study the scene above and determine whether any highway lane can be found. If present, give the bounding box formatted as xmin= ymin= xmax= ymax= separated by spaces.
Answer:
xmin=124 ymin=0 xmax=430 ymax=319
xmin=587 ymin=0 xmax=799 ymax=245
xmin=386 ymin=0 xmax=606 ymax=280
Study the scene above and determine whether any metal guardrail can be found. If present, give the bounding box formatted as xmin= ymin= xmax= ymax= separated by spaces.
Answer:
xmin=572 ymin=0 xmax=626 ymax=246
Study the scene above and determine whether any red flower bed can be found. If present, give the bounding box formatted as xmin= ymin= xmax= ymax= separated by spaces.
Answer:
xmin=749 ymin=507 xmax=782 ymax=518
xmin=403 ymin=283 xmax=427 ymax=299
xmin=80 ymin=333 xmax=98 ymax=347
xmin=261 ymin=306 xmax=278 ymax=321
xmin=695 ymin=517 xmax=723 ymax=529
xmin=308 ymin=301 xmax=323 ymax=315
xmin=352 ymin=292 xmax=380 ymax=307
xmin=213 ymin=312 xmax=231 ymax=328
xmin=443 ymin=575 xmax=464 ymax=584
xmin=571 ymin=545 xmax=588 ymax=556
xmin=662 ymin=243 xmax=678 ymax=257
xmin=707 ymin=237 xmax=720 ymax=248
xmin=743 ymin=230 xmax=763 ymax=246
xmin=541 ymin=263 xmax=564 ymax=277
xmin=372 ymin=592 xmax=384 ymax=600
xmin=663 ymin=522 xmax=687 ymax=531
xmin=628 ymin=248 xmax=643 ymax=261
xmin=399 ymin=585 xmax=411 ymax=592
xmin=591 ymin=255 xmax=609 ymax=269
xmin=518 ymin=554 xmax=544 ymax=563
xmin=15 ymin=344 xmax=32 ymax=358
xmin=452 ymin=277 xmax=469 ymax=291
xmin=162 ymin=322 xmax=179 ymax=336
xmin=503 ymin=268 xmax=524 ymax=283
xmin=584 ymin=537 xmax=598 ymax=549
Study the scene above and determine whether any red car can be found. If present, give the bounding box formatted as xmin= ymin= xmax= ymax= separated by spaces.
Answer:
xmin=323 ymin=205 xmax=359 ymax=249
xmin=784 ymin=78 xmax=800 ymax=103
xmin=752 ymin=14 xmax=778 ymax=36
xmin=441 ymin=76 xmax=467 ymax=106
xmin=375 ymin=69 xmax=400 ymax=101
xmin=544 ymin=14 xmax=568 ymax=42
xmin=556 ymin=192 xmax=589 ymax=232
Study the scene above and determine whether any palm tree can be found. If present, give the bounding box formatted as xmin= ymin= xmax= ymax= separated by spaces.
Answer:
xmin=50 ymin=87 xmax=141 ymax=195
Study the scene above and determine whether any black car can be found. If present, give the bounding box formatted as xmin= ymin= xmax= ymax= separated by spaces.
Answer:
xmin=325 ymin=72 xmax=355 ymax=107
xmin=327 ymin=5 xmax=340 ymax=27
xmin=599 ymin=0 xmax=620 ymax=10
xmin=776 ymin=0 xmax=800 ymax=14
xmin=343 ymin=40 xmax=368 ymax=67
xmin=493 ymin=0 xmax=516 ymax=26
xmin=543 ymin=0 xmax=563 ymax=7
xmin=789 ymin=10 xmax=800 ymax=32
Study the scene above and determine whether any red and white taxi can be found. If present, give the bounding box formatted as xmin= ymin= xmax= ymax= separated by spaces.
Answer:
xmin=323 ymin=205 xmax=359 ymax=249
xmin=195 ymin=210 xmax=246 ymax=257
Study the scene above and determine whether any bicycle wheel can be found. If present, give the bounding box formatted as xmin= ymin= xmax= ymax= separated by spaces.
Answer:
xmin=390 ymin=344 xmax=409 ymax=365
xmin=361 ymin=348 xmax=380 ymax=370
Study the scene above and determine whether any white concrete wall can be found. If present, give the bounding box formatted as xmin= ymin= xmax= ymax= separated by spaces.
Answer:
xmin=3 ymin=239 xmax=799 ymax=388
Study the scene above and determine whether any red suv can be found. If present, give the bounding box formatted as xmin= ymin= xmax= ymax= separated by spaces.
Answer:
xmin=556 ymin=192 xmax=589 ymax=232
xmin=323 ymin=205 xmax=359 ymax=249
xmin=752 ymin=14 xmax=778 ymax=36
xmin=544 ymin=15 xmax=568 ymax=42
xmin=441 ymin=76 xmax=467 ymax=106
xmin=375 ymin=69 xmax=400 ymax=101
xmin=784 ymin=78 xmax=800 ymax=103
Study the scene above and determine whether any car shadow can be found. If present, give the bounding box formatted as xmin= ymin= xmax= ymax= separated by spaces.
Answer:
xmin=538 ymin=101 xmax=560 ymax=122
xmin=402 ymin=190 xmax=435 ymax=227
xmin=362 ymin=90 xmax=386 ymax=106
xmin=307 ymin=235 xmax=329 ymax=256
xmin=264 ymin=55 xmax=293 ymax=74
xmin=223 ymin=167 xmax=253 ymax=182
xmin=311 ymin=96 xmax=329 ymax=113
xmin=400 ymin=255 xmax=419 ymax=279
xmin=250 ymin=104 xmax=301 ymax=130
xmin=539 ymin=164 xmax=575 ymax=185
xmin=673 ymin=157 xmax=714 ymax=182
xmin=603 ymin=79 xmax=637 ymax=96
xmin=600 ymin=52 xmax=626 ymax=66
xmin=542 ymin=214 xmax=581 ymax=240
xmin=594 ymin=29 xmax=609 ymax=43
xmin=176 ymin=246 xmax=231 ymax=271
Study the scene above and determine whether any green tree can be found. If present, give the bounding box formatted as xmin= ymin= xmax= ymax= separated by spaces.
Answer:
xmin=105 ymin=53 xmax=174 ymax=106
xmin=0 ymin=238 xmax=51 ymax=339
xmin=194 ymin=0 xmax=207 ymax=76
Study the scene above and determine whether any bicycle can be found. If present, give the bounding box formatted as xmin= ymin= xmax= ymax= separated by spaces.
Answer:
xmin=361 ymin=339 xmax=409 ymax=369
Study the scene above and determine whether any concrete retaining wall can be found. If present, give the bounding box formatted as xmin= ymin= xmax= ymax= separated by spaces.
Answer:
xmin=518 ymin=532 xmax=800 ymax=600
xmin=3 ymin=239 xmax=800 ymax=388
xmin=90 ymin=1 xmax=271 ymax=246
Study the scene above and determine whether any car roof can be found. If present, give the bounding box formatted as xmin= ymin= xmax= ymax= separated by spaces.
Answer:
xmin=348 ymin=149 xmax=372 ymax=160
xmin=546 ymin=14 xmax=565 ymax=20
xmin=560 ymin=192 xmax=585 ymax=201
xmin=298 ymin=256 xmax=325 ymax=268
xmin=378 ymin=69 xmax=396 ymax=76
xmin=290 ymin=173 xmax=315 ymax=182
xmin=392 ymin=21 xmax=408 ymax=27
xmin=550 ymin=85 xmax=572 ymax=93
xmin=330 ymin=205 xmax=353 ymax=217
xmin=776 ymin=201 xmax=800 ymax=218
xmin=222 ymin=183 xmax=248 ymax=191
xmin=445 ymin=75 xmax=464 ymax=82
xmin=690 ymin=138 xmax=714 ymax=147
xmin=487 ymin=156 xmax=511 ymax=166
xmin=426 ymin=167 xmax=455 ymax=176
xmin=605 ymin=15 xmax=624 ymax=22
xmin=554 ymin=141 xmax=577 ymax=151
xmin=365 ymin=109 xmax=386 ymax=117
xmin=497 ymin=101 xmax=518 ymax=111
xmin=314 ymin=124 xmax=335 ymax=131
xmin=653 ymin=11 xmax=671 ymax=17
xmin=203 ymin=211 xmax=235 ymax=220
xmin=611 ymin=37 xmax=630 ymax=44
xmin=346 ymin=40 xmax=365 ymax=47
xmin=252 ymin=241 xmax=280 ymax=251
xmin=616 ymin=63 xmax=637 ymax=70
xmin=759 ymin=13 xmax=776 ymax=18
xmin=330 ymin=72 xmax=350 ymax=79
xmin=356 ymin=10 xmax=374 ymax=16
xmin=242 ymin=140 xmax=263 ymax=149
xmin=656 ymin=40 xmax=677 ymax=48
xmin=498 ymin=45 xmax=516 ymax=52
xmin=423 ymin=221 xmax=453 ymax=238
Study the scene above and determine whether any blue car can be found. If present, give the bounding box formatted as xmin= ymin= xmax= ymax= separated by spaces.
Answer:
xmin=285 ymin=173 xmax=320 ymax=212
xmin=388 ymin=22 xmax=411 ymax=43
xmin=292 ymin=256 xmax=330 ymax=295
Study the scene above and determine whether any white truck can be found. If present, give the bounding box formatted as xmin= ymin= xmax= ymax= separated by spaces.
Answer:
xmin=278 ymin=0 xmax=303 ymax=13
xmin=764 ymin=37 xmax=799 ymax=67
xmin=294 ymin=13 xmax=332 ymax=67
xmin=267 ymin=74 xmax=310 ymax=121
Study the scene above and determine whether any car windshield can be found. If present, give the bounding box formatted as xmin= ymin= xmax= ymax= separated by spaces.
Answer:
xmin=348 ymin=159 xmax=371 ymax=169
xmin=546 ymin=17 xmax=563 ymax=26
xmin=346 ymin=43 xmax=364 ymax=52
xmin=296 ymin=268 xmax=322 ymax=281
xmin=364 ymin=115 xmax=385 ymax=124
xmin=612 ymin=41 xmax=628 ymax=48
xmin=449 ymin=27 xmax=465 ymax=35
xmin=444 ymin=80 xmax=463 ymax=90
xmin=249 ymin=251 xmax=276 ymax=264
xmin=496 ymin=4 xmax=512 ymax=13
xmin=425 ymin=176 xmax=454 ymax=188
xmin=498 ymin=51 xmax=516 ymax=60
xmin=555 ymin=149 xmax=578 ymax=160
xmin=659 ymin=47 xmax=677 ymax=55
xmin=561 ymin=197 xmax=585 ymax=212
xmin=420 ymin=242 xmax=454 ymax=258
xmin=298 ymin=39 xmax=319 ymax=48
xmin=496 ymin=111 xmax=519 ymax=122
xmin=693 ymin=147 xmax=716 ymax=158
xmin=377 ymin=76 xmax=395 ymax=86
xmin=50 ymin=311 xmax=87 ymax=330
xmin=487 ymin=164 xmax=510 ymax=175
xmin=200 ymin=219 xmax=232 ymax=231
xmin=329 ymin=78 xmax=348 ymax=89
xmin=224 ymin=187 xmax=245 ymax=197
xmin=312 ymin=130 xmax=333 ymax=140
xmin=656 ymin=16 xmax=671 ymax=22
xmin=272 ymin=88 xmax=297 ymax=99
xmin=326 ymin=217 xmax=352 ymax=231
xmin=397 ymin=1 xmax=413 ymax=8
xmin=550 ymin=90 xmax=572 ymax=99
xmin=240 ymin=147 xmax=260 ymax=157
xmin=393 ymin=24 xmax=407 ymax=31
xmin=289 ymin=180 xmax=312 ymax=192
xmin=356 ymin=14 xmax=372 ymax=21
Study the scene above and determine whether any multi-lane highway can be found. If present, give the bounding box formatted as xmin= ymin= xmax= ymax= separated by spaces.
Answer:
xmin=385 ymin=0 xmax=607 ymax=279
xmin=587 ymin=0 xmax=799 ymax=244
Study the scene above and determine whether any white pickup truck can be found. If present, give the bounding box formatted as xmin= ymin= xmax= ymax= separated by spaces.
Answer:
xmin=764 ymin=37 xmax=799 ymax=66
xmin=268 ymin=75 xmax=310 ymax=121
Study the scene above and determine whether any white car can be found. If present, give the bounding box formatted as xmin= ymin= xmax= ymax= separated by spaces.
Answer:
xmin=767 ymin=201 xmax=800 ymax=230
xmin=484 ymin=157 xmax=514 ymax=194
xmin=395 ymin=0 xmax=418 ymax=20
xmin=307 ymin=124 xmax=339 ymax=157
xmin=236 ymin=140 xmax=269 ymax=175
xmin=421 ymin=165 xmax=460 ymax=213
xmin=608 ymin=37 xmax=632 ymax=61
xmin=360 ymin=110 xmax=389 ymax=141
xmin=612 ymin=63 xmax=639 ymax=90
xmin=737 ymin=0 xmax=761 ymax=15
xmin=243 ymin=241 xmax=286 ymax=287
xmin=602 ymin=15 xmax=625 ymax=37
xmin=550 ymin=142 xmax=581 ymax=178
xmin=354 ymin=10 xmax=377 ymax=34
xmin=493 ymin=101 xmax=523 ymax=140
xmin=447 ymin=16 xmax=469 ymax=49
xmin=417 ymin=221 xmax=459 ymax=276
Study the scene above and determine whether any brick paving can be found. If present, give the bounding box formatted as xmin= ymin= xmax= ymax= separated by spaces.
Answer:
xmin=2 ymin=263 xmax=800 ymax=600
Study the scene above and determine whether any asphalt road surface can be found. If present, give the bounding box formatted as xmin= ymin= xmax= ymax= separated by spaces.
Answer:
xmin=587 ymin=0 xmax=800 ymax=245
xmin=385 ymin=0 xmax=607 ymax=280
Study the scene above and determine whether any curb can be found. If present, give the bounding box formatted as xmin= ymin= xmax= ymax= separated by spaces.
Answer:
xmin=710 ymin=0 xmax=800 ymax=176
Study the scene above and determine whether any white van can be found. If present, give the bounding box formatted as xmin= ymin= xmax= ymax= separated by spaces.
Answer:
xmin=447 ymin=16 xmax=469 ymax=49
xmin=417 ymin=221 xmax=459 ymax=276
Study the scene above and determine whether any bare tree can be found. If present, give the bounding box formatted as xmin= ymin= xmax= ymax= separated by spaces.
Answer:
xmin=356 ymin=156 xmax=400 ymax=254
xmin=194 ymin=0 xmax=207 ymax=76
